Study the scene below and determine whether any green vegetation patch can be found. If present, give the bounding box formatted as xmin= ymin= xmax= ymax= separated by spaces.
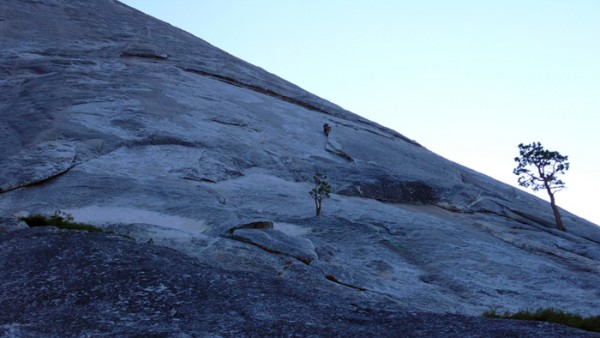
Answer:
xmin=19 ymin=210 xmax=103 ymax=233
xmin=483 ymin=308 xmax=600 ymax=333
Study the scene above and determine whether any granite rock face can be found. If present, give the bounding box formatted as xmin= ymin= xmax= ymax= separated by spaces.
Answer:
xmin=1 ymin=0 xmax=600 ymax=336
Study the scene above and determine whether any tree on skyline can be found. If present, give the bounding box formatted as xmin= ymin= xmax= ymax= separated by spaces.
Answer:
xmin=514 ymin=142 xmax=570 ymax=231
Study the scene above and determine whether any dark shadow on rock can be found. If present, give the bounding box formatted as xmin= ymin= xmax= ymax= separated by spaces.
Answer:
xmin=121 ymin=43 xmax=168 ymax=60
xmin=338 ymin=177 xmax=438 ymax=204
xmin=0 ymin=228 xmax=595 ymax=337
xmin=226 ymin=221 xmax=274 ymax=234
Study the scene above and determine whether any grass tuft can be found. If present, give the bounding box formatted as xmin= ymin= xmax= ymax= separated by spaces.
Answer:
xmin=483 ymin=307 xmax=600 ymax=333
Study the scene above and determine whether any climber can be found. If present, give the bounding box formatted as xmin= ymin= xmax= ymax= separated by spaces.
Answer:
xmin=323 ymin=123 xmax=331 ymax=137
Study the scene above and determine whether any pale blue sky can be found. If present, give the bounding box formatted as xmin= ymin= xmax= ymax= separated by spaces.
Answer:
xmin=121 ymin=1 xmax=600 ymax=225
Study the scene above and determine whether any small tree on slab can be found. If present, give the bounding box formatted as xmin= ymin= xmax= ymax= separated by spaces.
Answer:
xmin=513 ymin=142 xmax=569 ymax=231
xmin=309 ymin=172 xmax=331 ymax=216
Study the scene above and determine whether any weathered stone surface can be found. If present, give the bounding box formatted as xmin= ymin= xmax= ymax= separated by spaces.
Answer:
xmin=1 ymin=0 xmax=600 ymax=336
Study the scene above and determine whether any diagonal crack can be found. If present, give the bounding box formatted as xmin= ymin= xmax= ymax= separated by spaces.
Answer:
xmin=0 ymin=164 xmax=76 ymax=194
xmin=225 ymin=233 xmax=313 ymax=265
xmin=180 ymin=66 xmax=421 ymax=147
xmin=181 ymin=67 xmax=330 ymax=115
xmin=325 ymin=274 xmax=367 ymax=291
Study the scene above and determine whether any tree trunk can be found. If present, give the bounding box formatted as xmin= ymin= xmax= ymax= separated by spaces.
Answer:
xmin=315 ymin=199 xmax=321 ymax=216
xmin=547 ymin=190 xmax=566 ymax=231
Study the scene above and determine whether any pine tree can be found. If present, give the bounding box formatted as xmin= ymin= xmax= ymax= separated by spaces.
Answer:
xmin=514 ymin=142 xmax=569 ymax=231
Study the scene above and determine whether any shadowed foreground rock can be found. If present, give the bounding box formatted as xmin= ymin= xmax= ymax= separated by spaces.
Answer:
xmin=0 ymin=228 xmax=596 ymax=337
